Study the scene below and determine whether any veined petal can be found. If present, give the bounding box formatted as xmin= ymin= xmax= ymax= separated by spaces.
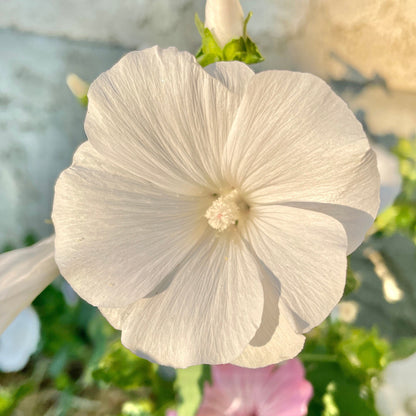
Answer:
xmin=232 ymin=268 xmax=305 ymax=368
xmin=245 ymin=205 xmax=348 ymax=333
xmin=102 ymin=233 xmax=264 ymax=368
xmin=223 ymin=70 xmax=379 ymax=253
xmin=197 ymin=360 xmax=312 ymax=416
xmin=0 ymin=235 xmax=58 ymax=335
xmin=53 ymin=142 xmax=208 ymax=308
xmin=205 ymin=61 xmax=254 ymax=100
xmin=85 ymin=47 xmax=242 ymax=193
xmin=264 ymin=359 xmax=313 ymax=416
xmin=279 ymin=202 xmax=374 ymax=255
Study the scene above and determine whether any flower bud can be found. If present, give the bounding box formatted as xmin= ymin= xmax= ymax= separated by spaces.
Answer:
xmin=204 ymin=0 xmax=245 ymax=48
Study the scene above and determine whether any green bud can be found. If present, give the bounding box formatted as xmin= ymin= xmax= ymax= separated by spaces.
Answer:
xmin=195 ymin=11 xmax=264 ymax=67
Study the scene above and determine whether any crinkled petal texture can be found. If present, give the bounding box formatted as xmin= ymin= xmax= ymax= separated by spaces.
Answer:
xmin=222 ymin=70 xmax=380 ymax=254
xmin=197 ymin=359 xmax=313 ymax=416
xmin=0 ymin=235 xmax=58 ymax=335
xmin=0 ymin=307 xmax=40 ymax=372
xmin=52 ymin=46 xmax=379 ymax=368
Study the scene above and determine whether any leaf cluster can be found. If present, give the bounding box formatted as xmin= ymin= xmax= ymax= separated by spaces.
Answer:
xmin=194 ymin=13 xmax=264 ymax=67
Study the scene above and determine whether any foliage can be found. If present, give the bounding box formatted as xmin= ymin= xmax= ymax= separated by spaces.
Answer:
xmin=376 ymin=138 xmax=416 ymax=243
xmin=303 ymin=321 xmax=390 ymax=416
xmin=92 ymin=342 xmax=154 ymax=390
xmin=194 ymin=13 xmax=264 ymax=67
xmin=175 ymin=365 xmax=210 ymax=416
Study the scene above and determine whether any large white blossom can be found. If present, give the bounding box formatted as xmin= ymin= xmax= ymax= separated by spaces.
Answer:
xmin=0 ymin=306 xmax=40 ymax=372
xmin=50 ymin=46 xmax=379 ymax=368
xmin=376 ymin=353 xmax=416 ymax=416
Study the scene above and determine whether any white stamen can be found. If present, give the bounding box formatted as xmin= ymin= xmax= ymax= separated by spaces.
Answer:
xmin=205 ymin=190 xmax=240 ymax=232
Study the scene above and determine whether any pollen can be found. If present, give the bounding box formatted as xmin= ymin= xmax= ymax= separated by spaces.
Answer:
xmin=205 ymin=190 xmax=240 ymax=232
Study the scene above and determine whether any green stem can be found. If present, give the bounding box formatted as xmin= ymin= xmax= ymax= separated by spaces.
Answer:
xmin=299 ymin=353 xmax=338 ymax=363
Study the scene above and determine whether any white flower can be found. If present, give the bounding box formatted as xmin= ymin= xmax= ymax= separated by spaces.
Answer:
xmin=376 ymin=353 xmax=416 ymax=416
xmin=205 ymin=0 xmax=245 ymax=48
xmin=51 ymin=47 xmax=379 ymax=368
xmin=372 ymin=143 xmax=401 ymax=213
xmin=0 ymin=235 xmax=58 ymax=335
xmin=0 ymin=306 xmax=40 ymax=372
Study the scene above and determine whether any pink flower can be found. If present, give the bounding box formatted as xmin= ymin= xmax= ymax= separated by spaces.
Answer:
xmin=197 ymin=359 xmax=313 ymax=416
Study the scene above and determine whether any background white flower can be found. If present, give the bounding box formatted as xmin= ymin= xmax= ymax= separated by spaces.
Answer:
xmin=372 ymin=143 xmax=402 ymax=213
xmin=0 ymin=235 xmax=58 ymax=335
xmin=0 ymin=306 xmax=40 ymax=373
xmin=376 ymin=353 xmax=416 ymax=416
xmin=52 ymin=47 xmax=379 ymax=368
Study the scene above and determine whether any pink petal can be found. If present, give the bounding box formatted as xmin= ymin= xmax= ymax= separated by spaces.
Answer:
xmin=197 ymin=360 xmax=313 ymax=416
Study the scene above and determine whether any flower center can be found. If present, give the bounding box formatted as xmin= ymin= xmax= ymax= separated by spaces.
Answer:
xmin=205 ymin=189 xmax=240 ymax=232
xmin=406 ymin=395 xmax=416 ymax=415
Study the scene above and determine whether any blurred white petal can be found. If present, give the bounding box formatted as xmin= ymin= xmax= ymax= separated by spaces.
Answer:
xmin=372 ymin=143 xmax=402 ymax=213
xmin=0 ymin=235 xmax=58 ymax=335
xmin=0 ymin=306 xmax=40 ymax=372
xmin=376 ymin=353 xmax=416 ymax=416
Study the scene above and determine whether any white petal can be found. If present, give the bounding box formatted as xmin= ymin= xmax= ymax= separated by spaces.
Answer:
xmin=53 ymin=142 xmax=208 ymax=308
xmin=101 ymin=233 xmax=264 ymax=368
xmin=382 ymin=353 xmax=416 ymax=396
xmin=85 ymin=47 xmax=242 ymax=193
xmin=280 ymin=202 xmax=374 ymax=255
xmin=372 ymin=143 xmax=402 ymax=213
xmin=375 ymin=384 xmax=403 ymax=416
xmin=245 ymin=205 xmax=348 ymax=333
xmin=0 ymin=307 xmax=40 ymax=372
xmin=232 ymin=268 xmax=305 ymax=368
xmin=0 ymin=235 xmax=58 ymax=335
xmin=223 ymin=70 xmax=380 ymax=253
xmin=99 ymin=305 xmax=131 ymax=330
xmin=205 ymin=61 xmax=254 ymax=100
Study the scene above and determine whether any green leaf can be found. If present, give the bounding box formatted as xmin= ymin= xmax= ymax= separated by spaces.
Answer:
xmin=391 ymin=337 xmax=416 ymax=360
xmin=322 ymin=382 xmax=340 ymax=416
xmin=342 ymin=266 xmax=360 ymax=297
xmin=306 ymin=360 xmax=379 ymax=416
xmin=375 ymin=138 xmax=416 ymax=243
xmin=334 ymin=325 xmax=389 ymax=382
xmin=121 ymin=399 xmax=154 ymax=416
xmin=175 ymin=365 xmax=210 ymax=416
xmin=201 ymin=28 xmax=223 ymax=57
xmin=348 ymin=233 xmax=416 ymax=341
xmin=194 ymin=13 xmax=205 ymax=37
xmin=78 ymin=95 xmax=88 ymax=107
xmin=92 ymin=341 xmax=153 ymax=390
xmin=0 ymin=383 xmax=34 ymax=416
xmin=243 ymin=37 xmax=264 ymax=64
xmin=196 ymin=53 xmax=221 ymax=67
xmin=194 ymin=11 xmax=263 ymax=66
xmin=223 ymin=38 xmax=245 ymax=61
